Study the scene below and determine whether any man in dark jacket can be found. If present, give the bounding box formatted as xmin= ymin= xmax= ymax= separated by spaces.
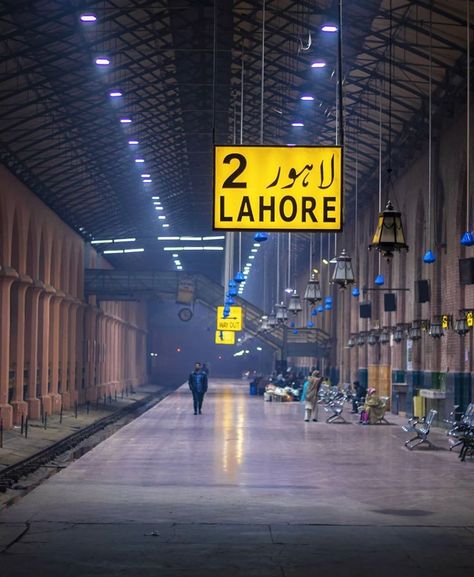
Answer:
xmin=188 ymin=362 xmax=208 ymax=415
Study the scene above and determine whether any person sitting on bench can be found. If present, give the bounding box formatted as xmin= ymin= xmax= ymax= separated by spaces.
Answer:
xmin=360 ymin=388 xmax=385 ymax=424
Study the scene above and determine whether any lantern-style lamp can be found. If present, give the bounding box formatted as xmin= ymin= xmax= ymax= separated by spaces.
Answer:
xmin=379 ymin=329 xmax=390 ymax=345
xmin=260 ymin=316 xmax=270 ymax=332
xmin=357 ymin=333 xmax=366 ymax=346
xmin=331 ymin=249 xmax=355 ymax=288
xmin=347 ymin=336 xmax=355 ymax=348
xmin=429 ymin=322 xmax=444 ymax=338
xmin=288 ymin=290 xmax=303 ymax=314
xmin=393 ymin=326 xmax=404 ymax=343
xmin=275 ymin=302 xmax=288 ymax=323
xmin=454 ymin=317 xmax=470 ymax=335
xmin=367 ymin=332 xmax=379 ymax=346
xmin=408 ymin=321 xmax=422 ymax=341
xmin=303 ymin=273 xmax=322 ymax=305
xmin=267 ymin=310 xmax=278 ymax=327
xmin=369 ymin=200 xmax=409 ymax=261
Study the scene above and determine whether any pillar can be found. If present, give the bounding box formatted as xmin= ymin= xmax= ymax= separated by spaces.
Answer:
xmin=59 ymin=298 xmax=71 ymax=409
xmin=67 ymin=301 xmax=79 ymax=406
xmin=11 ymin=275 xmax=32 ymax=424
xmin=49 ymin=291 xmax=64 ymax=413
xmin=25 ymin=282 xmax=43 ymax=419
xmin=38 ymin=286 xmax=55 ymax=416
xmin=0 ymin=268 xmax=19 ymax=429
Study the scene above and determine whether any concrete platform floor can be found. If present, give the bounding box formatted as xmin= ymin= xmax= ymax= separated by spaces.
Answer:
xmin=0 ymin=379 xmax=473 ymax=576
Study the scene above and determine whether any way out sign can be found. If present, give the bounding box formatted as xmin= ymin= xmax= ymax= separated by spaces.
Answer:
xmin=217 ymin=306 xmax=243 ymax=331
xmin=213 ymin=145 xmax=342 ymax=231
xmin=215 ymin=330 xmax=235 ymax=345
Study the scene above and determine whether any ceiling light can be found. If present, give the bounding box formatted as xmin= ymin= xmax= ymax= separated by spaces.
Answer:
xmin=104 ymin=249 xmax=124 ymax=254
xmin=95 ymin=57 xmax=110 ymax=66
xmin=249 ymin=255 xmax=255 ymax=260
xmin=323 ymin=258 xmax=329 ymax=265
xmin=287 ymin=143 xmax=296 ymax=147
xmin=181 ymin=236 xmax=202 ymax=241
xmin=155 ymin=206 xmax=164 ymax=210
xmin=253 ymin=243 xmax=260 ymax=247
xmin=172 ymin=253 xmax=179 ymax=257
xmin=135 ymin=159 xmax=145 ymax=163
xmin=113 ymin=238 xmax=135 ymax=243
xmin=158 ymin=236 xmax=179 ymax=241
xmin=162 ymin=224 xmax=170 ymax=228
xmin=158 ymin=216 xmax=166 ymax=220
xmin=143 ymin=179 xmax=152 ymax=183
xmin=321 ymin=24 xmax=338 ymax=32
xmin=91 ymin=239 xmax=113 ymax=244
xmin=124 ymin=248 xmax=144 ymax=253
xmin=141 ymin=174 xmax=151 ymax=178
xmin=128 ymin=140 xmax=139 ymax=145
xmin=291 ymin=122 xmax=304 ymax=127
xmin=80 ymin=14 xmax=97 ymax=22
xmin=301 ymin=95 xmax=314 ymax=101
xmin=251 ymin=248 xmax=258 ymax=253
xmin=174 ymin=260 xmax=181 ymax=265
xmin=152 ymin=196 xmax=160 ymax=200
xmin=202 ymin=236 xmax=225 ymax=241
xmin=177 ymin=266 xmax=183 ymax=270
xmin=311 ymin=61 xmax=326 ymax=68
xmin=109 ymin=91 xmax=122 ymax=97
xmin=120 ymin=118 xmax=132 ymax=124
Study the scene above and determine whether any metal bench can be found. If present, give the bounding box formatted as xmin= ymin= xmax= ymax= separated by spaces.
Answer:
xmin=446 ymin=403 xmax=474 ymax=460
xmin=324 ymin=397 xmax=347 ymax=423
xmin=402 ymin=409 xmax=437 ymax=450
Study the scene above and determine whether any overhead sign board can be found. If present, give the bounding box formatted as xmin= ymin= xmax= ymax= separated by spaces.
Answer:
xmin=217 ymin=306 xmax=243 ymax=331
xmin=213 ymin=145 xmax=342 ymax=231
xmin=215 ymin=330 xmax=236 ymax=345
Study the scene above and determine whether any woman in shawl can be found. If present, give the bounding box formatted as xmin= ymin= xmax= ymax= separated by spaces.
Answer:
xmin=362 ymin=387 xmax=386 ymax=424
xmin=304 ymin=370 xmax=323 ymax=422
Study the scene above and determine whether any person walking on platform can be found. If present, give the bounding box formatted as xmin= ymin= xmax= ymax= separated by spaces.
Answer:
xmin=304 ymin=370 xmax=323 ymax=422
xmin=188 ymin=362 xmax=208 ymax=415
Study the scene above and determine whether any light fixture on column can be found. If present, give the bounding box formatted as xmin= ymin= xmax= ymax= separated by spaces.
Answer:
xmin=393 ymin=325 xmax=404 ymax=343
xmin=347 ymin=335 xmax=355 ymax=348
xmin=367 ymin=331 xmax=379 ymax=346
xmin=331 ymin=249 xmax=355 ymax=288
xmin=267 ymin=309 xmax=278 ymax=327
xmin=408 ymin=320 xmax=422 ymax=341
xmin=356 ymin=333 xmax=366 ymax=346
xmin=454 ymin=315 xmax=470 ymax=336
xmin=379 ymin=328 xmax=390 ymax=345
xmin=288 ymin=290 xmax=302 ymax=314
xmin=429 ymin=321 xmax=444 ymax=338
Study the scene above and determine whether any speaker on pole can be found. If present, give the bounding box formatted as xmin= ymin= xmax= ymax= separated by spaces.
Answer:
xmin=360 ymin=302 xmax=372 ymax=319
xmin=459 ymin=258 xmax=474 ymax=285
xmin=384 ymin=293 xmax=397 ymax=312
xmin=415 ymin=280 xmax=430 ymax=303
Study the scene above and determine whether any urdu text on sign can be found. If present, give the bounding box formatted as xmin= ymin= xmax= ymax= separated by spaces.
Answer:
xmin=213 ymin=145 xmax=342 ymax=231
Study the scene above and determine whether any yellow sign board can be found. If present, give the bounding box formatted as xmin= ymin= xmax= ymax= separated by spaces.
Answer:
xmin=217 ymin=306 xmax=243 ymax=331
xmin=215 ymin=330 xmax=235 ymax=345
xmin=441 ymin=315 xmax=449 ymax=329
xmin=467 ymin=311 xmax=473 ymax=328
xmin=213 ymin=145 xmax=342 ymax=231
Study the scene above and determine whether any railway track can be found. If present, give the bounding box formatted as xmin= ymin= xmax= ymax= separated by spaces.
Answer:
xmin=0 ymin=389 xmax=169 ymax=493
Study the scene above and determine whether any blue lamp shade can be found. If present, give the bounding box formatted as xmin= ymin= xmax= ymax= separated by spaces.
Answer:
xmin=307 ymin=321 xmax=314 ymax=328
xmin=423 ymin=250 xmax=436 ymax=264
xmin=290 ymin=321 xmax=295 ymax=328
xmin=227 ymin=281 xmax=238 ymax=296
xmin=375 ymin=274 xmax=385 ymax=286
xmin=317 ymin=305 xmax=324 ymax=313
xmin=293 ymin=329 xmax=299 ymax=335
xmin=352 ymin=287 xmax=360 ymax=298
xmin=254 ymin=231 xmax=269 ymax=242
xmin=311 ymin=308 xmax=318 ymax=316
xmin=324 ymin=296 xmax=333 ymax=306
xmin=224 ymin=295 xmax=235 ymax=306
xmin=461 ymin=232 xmax=474 ymax=246
xmin=325 ymin=303 xmax=332 ymax=311
xmin=234 ymin=271 xmax=246 ymax=283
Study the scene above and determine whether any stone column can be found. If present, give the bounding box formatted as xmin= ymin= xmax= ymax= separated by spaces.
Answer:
xmin=66 ymin=301 xmax=80 ymax=407
xmin=59 ymin=298 xmax=71 ymax=409
xmin=84 ymin=306 xmax=98 ymax=402
xmin=75 ymin=304 xmax=86 ymax=403
xmin=38 ymin=285 xmax=55 ymax=416
xmin=11 ymin=275 xmax=32 ymax=424
xmin=0 ymin=267 xmax=19 ymax=429
xmin=49 ymin=291 xmax=64 ymax=413
xmin=25 ymin=281 xmax=44 ymax=419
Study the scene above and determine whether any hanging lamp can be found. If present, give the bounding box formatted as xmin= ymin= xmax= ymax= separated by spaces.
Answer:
xmin=331 ymin=249 xmax=355 ymax=288
xmin=461 ymin=0 xmax=472 ymax=247
xmin=369 ymin=201 xmax=409 ymax=261
xmin=275 ymin=301 xmax=288 ymax=323
xmin=374 ymin=273 xmax=385 ymax=286
xmin=288 ymin=290 xmax=302 ymax=314
xmin=304 ymin=273 xmax=322 ymax=305
xmin=352 ymin=286 xmax=360 ymax=298
xmin=454 ymin=316 xmax=470 ymax=336
xmin=393 ymin=325 xmax=404 ymax=343
xmin=429 ymin=321 xmax=444 ymax=339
